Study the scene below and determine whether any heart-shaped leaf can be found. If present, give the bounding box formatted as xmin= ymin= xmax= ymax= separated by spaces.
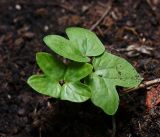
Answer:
xmin=93 ymin=52 xmax=142 ymax=88
xmin=27 ymin=52 xmax=92 ymax=102
xmin=36 ymin=52 xmax=66 ymax=80
xmin=64 ymin=62 xmax=93 ymax=82
xmin=87 ymin=52 xmax=142 ymax=115
xmin=61 ymin=82 xmax=91 ymax=102
xmin=27 ymin=75 xmax=61 ymax=98
xmin=43 ymin=27 xmax=105 ymax=62
xmin=66 ymin=27 xmax=105 ymax=56
xmin=43 ymin=35 xmax=90 ymax=62
xmin=87 ymin=74 xmax=119 ymax=115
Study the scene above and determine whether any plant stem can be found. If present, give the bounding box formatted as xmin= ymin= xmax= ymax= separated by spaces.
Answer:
xmin=111 ymin=116 xmax=116 ymax=137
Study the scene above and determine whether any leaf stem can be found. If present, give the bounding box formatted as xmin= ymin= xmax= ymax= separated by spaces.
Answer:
xmin=122 ymin=78 xmax=160 ymax=93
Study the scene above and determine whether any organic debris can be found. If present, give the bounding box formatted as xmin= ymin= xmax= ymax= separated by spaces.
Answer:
xmin=146 ymin=84 xmax=160 ymax=109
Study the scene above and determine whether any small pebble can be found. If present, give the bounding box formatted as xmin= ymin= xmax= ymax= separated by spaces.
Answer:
xmin=18 ymin=108 xmax=26 ymax=116
xmin=82 ymin=5 xmax=89 ymax=12
xmin=142 ymin=37 xmax=146 ymax=42
xmin=7 ymin=94 xmax=11 ymax=99
xmin=15 ymin=4 xmax=21 ymax=10
xmin=44 ymin=25 xmax=49 ymax=31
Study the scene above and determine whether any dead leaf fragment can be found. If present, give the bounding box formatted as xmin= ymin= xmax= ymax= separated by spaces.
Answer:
xmin=23 ymin=32 xmax=35 ymax=39
xmin=35 ymin=8 xmax=48 ymax=17
xmin=58 ymin=15 xmax=81 ymax=26
xmin=146 ymin=84 xmax=160 ymax=109
xmin=126 ymin=44 xmax=154 ymax=55
xmin=14 ymin=37 xmax=24 ymax=46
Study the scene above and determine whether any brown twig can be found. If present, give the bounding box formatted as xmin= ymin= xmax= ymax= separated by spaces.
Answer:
xmin=90 ymin=0 xmax=112 ymax=31
xmin=122 ymin=78 xmax=160 ymax=94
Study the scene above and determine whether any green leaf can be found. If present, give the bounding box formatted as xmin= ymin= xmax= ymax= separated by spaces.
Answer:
xmin=87 ymin=52 xmax=142 ymax=115
xmin=27 ymin=75 xmax=61 ymax=98
xmin=66 ymin=27 xmax=105 ymax=56
xmin=64 ymin=62 xmax=93 ymax=82
xmin=27 ymin=75 xmax=91 ymax=102
xmin=28 ymin=52 xmax=92 ymax=103
xmin=43 ymin=35 xmax=89 ymax=62
xmin=36 ymin=52 xmax=66 ymax=80
xmin=93 ymin=52 xmax=142 ymax=88
xmin=61 ymin=82 xmax=91 ymax=102
xmin=87 ymin=75 xmax=119 ymax=115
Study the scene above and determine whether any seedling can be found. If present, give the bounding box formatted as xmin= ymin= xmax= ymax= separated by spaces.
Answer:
xmin=27 ymin=27 xmax=142 ymax=115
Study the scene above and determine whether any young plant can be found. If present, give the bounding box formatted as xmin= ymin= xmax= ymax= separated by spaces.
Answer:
xmin=27 ymin=27 xmax=142 ymax=115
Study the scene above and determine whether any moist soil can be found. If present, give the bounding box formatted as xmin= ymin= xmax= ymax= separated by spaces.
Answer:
xmin=0 ymin=0 xmax=160 ymax=137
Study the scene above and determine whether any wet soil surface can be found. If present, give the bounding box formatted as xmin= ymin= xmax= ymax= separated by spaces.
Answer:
xmin=0 ymin=0 xmax=160 ymax=137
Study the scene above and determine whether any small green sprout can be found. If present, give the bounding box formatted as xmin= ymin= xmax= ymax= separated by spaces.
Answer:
xmin=27 ymin=27 xmax=142 ymax=115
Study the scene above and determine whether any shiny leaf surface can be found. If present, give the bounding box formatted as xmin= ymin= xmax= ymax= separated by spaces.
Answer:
xmin=66 ymin=27 xmax=105 ymax=56
xmin=64 ymin=62 xmax=93 ymax=82
xmin=43 ymin=35 xmax=89 ymax=62
xmin=36 ymin=52 xmax=65 ymax=80
xmin=87 ymin=52 xmax=142 ymax=115
xmin=27 ymin=75 xmax=61 ymax=98
xmin=61 ymin=82 xmax=91 ymax=102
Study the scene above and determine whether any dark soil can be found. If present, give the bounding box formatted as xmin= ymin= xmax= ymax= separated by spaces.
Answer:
xmin=0 ymin=0 xmax=160 ymax=137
